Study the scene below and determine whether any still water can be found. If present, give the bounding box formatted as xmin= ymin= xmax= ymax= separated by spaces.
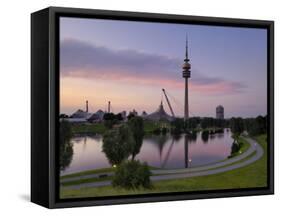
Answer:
xmin=61 ymin=130 xmax=233 ymax=175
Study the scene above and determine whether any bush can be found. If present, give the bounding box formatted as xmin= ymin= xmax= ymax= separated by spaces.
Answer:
xmin=161 ymin=127 xmax=168 ymax=134
xmin=112 ymin=160 xmax=151 ymax=189
xmin=228 ymin=140 xmax=243 ymax=158
xmin=152 ymin=128 xmax=161 ymax=135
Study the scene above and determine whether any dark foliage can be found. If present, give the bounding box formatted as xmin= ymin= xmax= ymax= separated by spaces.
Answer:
xmin=103 ymin=113 xmax=124 ymax=129
xmin=59 ymin=113 xmax=69 ymax=119
xmin=102 ymin=125 xmax=134 ymax=165
xmin=128 ymin=117 xmax=144 ymax=159
xmin=244 ymin=115 xmax=267 ymax=136
xmin=59 ymin=120 xmax=73 ymax=171
xmin=228 ymin=140 xmax=243 ymax=158
xmin=230 ymin=117 xmax=244 ymax=141
xmin=127 ymin=113 xmax=136 ymax=120
xmin=201 ymin=130 xmax=209 ymax=143
xmin=112 ymin=160 xmax=151 ymax=189
xmin=171 ymin=118 xmax=184 ymax=134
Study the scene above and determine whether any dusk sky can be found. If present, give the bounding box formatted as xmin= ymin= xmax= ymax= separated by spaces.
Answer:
xmin=60 ymin=17 xmax=267 ymax=118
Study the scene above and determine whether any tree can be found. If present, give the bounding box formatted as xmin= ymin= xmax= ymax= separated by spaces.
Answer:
xmin=214 ymin=118 xmax=224 ymax=128
xmin=59 ymin=113 xmax=69 ymax=119
xmin=102 ymin=125 xmax=134 ymax=165
xmin=115 ymin=113 xmax=124 ymax=121
xmin=127 ymin=113 xmax=136 ymax=120
xmin=185 ymin=117 xmax=198 ymax=130
xmin=59 ymin=120 xmax=73 ymax=171
xmin=128 ymin=116 xmax=144 ymax=159
xmin=230 ymin=118 xmax=244 ymax=134
xmin=103 ymin=113 xmax=115 ymax=129
xmin=228 ymin=142 xmax=241 ymax=158
xmin=201 ymin=117 xmax=214 ymax=129
xmin=230 ymin=117 xmax=244 ymax=143
xmin=60 ymin=141 xmax=73 ymax=171
xmin=246 ymin=116 xmax=266 ymax=136
xmin=171 ymin=118 xmax=184 ymax=134
xmin=103 ymin=113 xmax=115 ymax=121
xmin=103 ymin=113 xmax=124 ymax=128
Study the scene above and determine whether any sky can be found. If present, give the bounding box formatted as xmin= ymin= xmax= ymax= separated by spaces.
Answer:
xmin=60 ymin=17 xmax=267 ymax=118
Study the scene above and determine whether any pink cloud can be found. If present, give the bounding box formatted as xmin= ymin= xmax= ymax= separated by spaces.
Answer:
xmin=61 ymin=39 xmax=246 ymax=95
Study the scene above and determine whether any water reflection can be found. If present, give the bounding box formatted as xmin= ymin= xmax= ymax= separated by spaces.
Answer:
xmin=59 ymin=121 xmax=74 ymax=171
xmin=61 ymin=129 xmax=233 ymax=175
xmin=184 ymin=134 xmax=189 ymax=168
xmin=201 ymin=131 xmax=209 ymax=143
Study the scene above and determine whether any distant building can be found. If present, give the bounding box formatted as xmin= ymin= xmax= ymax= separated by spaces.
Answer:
xmin=87 ymin=110 xmax=105 ymax=123
xmin=66 ymin=101 xmax=106 ymax=123
xmin=216 ymin=105 xmax=224 ymax=119
xmin=145 ymin=101 xmax=174 ymax=122
xmin=70 ymin=109 xmax=91 ymax=119
xmin=95 ymin=109 xmax=105 ymax=120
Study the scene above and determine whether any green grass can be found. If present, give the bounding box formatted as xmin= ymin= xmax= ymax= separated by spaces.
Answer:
xmin=61 ymin=167 xmax=114 ymax=180
xmin=143 ymin=121 xmax=162 ymax=133
xmin=71 ymin=123 xmax=107 ymax=134
xmin=60 ymin=134 xmax=267 ymax=199
xmin=71 ymin=121 xmax=166 ymax=135
xmin=61 ymin=165 xmax=160 ymax=181
xmin=61 ymin=175 xmax=113 ymax=187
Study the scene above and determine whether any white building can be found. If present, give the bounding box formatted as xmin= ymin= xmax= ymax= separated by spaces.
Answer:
xmin=216 ymin=105 xmax=224 ymax=119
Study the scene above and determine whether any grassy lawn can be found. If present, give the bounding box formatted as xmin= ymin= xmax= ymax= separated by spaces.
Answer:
xmin=61 ymin=175 xmax=112 ymax=187
xmin=143 ymin=120 xmax=163 ymax=133
xmin=60 ymin=134 xmax=267 ymax=199
xmin=61 ymin=167 xmax=114 ymax=180
xmin=71 ymin=121 xmax=164 ymax=135
xmin=71 ymin=123 xmax=107 ymax=134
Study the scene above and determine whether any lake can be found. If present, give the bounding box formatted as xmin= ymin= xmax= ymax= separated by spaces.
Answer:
xmin=61 ymin=129 xmax=233 ymax=175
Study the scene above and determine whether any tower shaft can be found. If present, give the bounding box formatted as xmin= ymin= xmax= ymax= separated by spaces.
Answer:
xmin=182 ymin=35 xmax=191 ymax=121
xmin=184 ymin=78 xmax=189 ymax=120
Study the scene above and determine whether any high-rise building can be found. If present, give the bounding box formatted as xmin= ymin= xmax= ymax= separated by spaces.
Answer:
xmin=182 ymin=35 xmax=191 ymax=120
xmin=216 ymin=105 xmax=224 ymax=119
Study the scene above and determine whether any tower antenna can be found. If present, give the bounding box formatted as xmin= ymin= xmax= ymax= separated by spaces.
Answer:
xmin=185 ymin=34 xmax=188 ymax=60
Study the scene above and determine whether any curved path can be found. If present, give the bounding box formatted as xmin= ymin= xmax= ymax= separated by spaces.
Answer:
xmin=61 ymin=137 xmax=263 ymax=189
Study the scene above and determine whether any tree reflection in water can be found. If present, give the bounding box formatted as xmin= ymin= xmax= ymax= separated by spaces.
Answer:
xmin=145 ymin=134 xmax=170 ymax=162
xmin=184 ymin=134 xmax=189 ymax=168
xmin=60 ymin=120 xmax=74 ymax=171
xmin=147 ymin=133 xmax=193 ymax=168
xmin=201 ymin=130 xmax=209 ymax=143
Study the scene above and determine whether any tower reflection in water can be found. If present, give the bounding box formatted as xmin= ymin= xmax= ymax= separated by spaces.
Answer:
xmin=157 ymin=134 xmax=190 ymax=169
xmin=184 ymin=134 xmax=189 ymax=168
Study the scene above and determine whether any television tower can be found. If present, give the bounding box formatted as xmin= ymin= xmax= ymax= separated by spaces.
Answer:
xmin=182 ymin=35 xmax=191 ymax=120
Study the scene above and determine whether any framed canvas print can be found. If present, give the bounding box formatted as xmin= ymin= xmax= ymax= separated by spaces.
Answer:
xmin=31 ymin=7 xmax=274 ymax=208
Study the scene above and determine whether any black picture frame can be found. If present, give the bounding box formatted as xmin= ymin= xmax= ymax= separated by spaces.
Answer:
xmin=31 ymin=6 xmax=274 ymax=209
